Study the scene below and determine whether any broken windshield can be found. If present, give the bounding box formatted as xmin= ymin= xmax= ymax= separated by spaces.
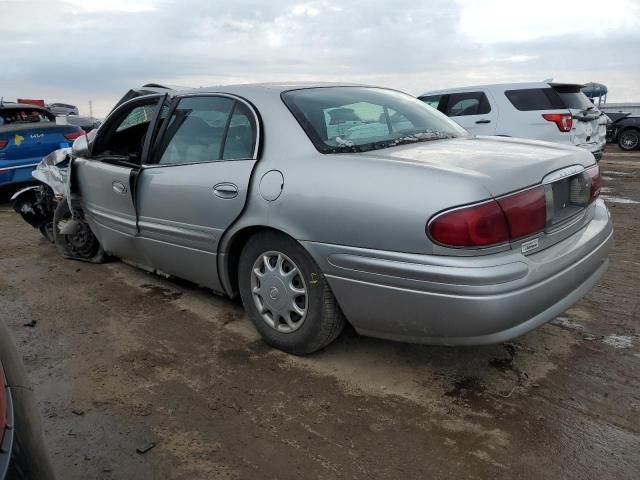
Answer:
xmin=282 ymin=87 xmax=466 ymax=153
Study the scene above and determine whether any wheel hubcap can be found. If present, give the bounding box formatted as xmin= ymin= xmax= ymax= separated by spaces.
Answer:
xmin=251 ymin=251 xmax=308 ymax=333
xmin=621 ymin=133 xmax=638 ymax=149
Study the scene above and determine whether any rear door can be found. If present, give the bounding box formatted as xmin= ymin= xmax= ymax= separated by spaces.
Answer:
xmin=439 ymin=91 xmax=497 ymax=135
xmin=551 ymin=84 xmax=607 ymax=151
xmin=135 ymin=94 xmax=260 ymax=291
xmin=73 ymin=94 xmax=166 ymax=263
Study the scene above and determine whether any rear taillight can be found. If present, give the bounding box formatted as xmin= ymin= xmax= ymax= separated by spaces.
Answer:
xmin=586 ymin=164 xmax=601 ymax=202
xmin=428 ymin=200 xmax=510 ymax=247
xmin=429 ymin=186 xmax=547 ymax=248
xmin=0 ymin=139 xmax=7 ymax=149
xmin=543 ymin=113 xmax=573 ymax=132
xmin=64 ymin=130 xmax=85 ymax=141
xmin=497 ymin=186 xmax=546 ymax=239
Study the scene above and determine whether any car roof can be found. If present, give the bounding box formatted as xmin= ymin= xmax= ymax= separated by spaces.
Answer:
xmin=170 ymin=81 xmax=368 ymax=97
xmin=419 ymin=81 xmax=585 ymax=97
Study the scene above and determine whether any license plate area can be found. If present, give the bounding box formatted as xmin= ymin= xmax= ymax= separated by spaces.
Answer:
xmin=545 ymin=172 xmax=590 ymax=228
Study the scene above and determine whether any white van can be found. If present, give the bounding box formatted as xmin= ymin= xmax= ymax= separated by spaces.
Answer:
xmin=419 ymin=82 xmax=607 ymax=160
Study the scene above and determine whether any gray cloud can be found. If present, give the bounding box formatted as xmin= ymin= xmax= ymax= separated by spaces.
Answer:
xmin=0 ymin=0 xmax=637 ymax=116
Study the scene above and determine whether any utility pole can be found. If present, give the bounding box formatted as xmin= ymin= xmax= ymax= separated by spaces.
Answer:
xmin=89 ymin=100 xmax=93 ymax=118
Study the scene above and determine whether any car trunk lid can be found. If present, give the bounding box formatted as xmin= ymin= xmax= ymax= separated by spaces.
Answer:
xmin=0 ymin=122 xmax=81 ymax=162
xmin=366 ymin=136 xmax=595 ymax=197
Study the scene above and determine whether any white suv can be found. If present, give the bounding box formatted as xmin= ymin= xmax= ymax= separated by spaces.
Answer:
xmin=419 ymin=82 xmax=607 ymax=160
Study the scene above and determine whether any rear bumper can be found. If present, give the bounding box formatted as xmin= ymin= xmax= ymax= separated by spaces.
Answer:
xmin=303 ymin=200 xmax=613 ymax=345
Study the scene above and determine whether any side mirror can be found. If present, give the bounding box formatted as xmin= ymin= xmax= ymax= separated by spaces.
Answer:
xmin=72 ymin=135 xmax=90 ymax=157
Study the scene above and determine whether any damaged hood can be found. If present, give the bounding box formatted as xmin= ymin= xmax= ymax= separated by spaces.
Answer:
xmin=31 ymin=148 xmax=71 ymax=197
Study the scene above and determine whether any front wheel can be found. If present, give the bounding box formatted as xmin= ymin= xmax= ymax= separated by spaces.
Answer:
xmin=53 ymin=200 xmax=105 ymax=263
xmin=238 ymin=232 xmax=345 ymax=355
xmin=618 ymin=129 xmax=640 ymax=151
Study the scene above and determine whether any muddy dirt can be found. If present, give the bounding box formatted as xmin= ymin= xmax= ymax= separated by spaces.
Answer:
xmin=1 ymin=151 xmax=639 ymax=479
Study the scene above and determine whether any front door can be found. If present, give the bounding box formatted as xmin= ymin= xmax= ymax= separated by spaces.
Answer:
xmin=74 ymin=95 xmax=165 ymax=262
xmin=135 ymin=95 xmax=260 ymax=291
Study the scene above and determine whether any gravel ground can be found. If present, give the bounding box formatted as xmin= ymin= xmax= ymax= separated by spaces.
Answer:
xmin=1 ymin=150 xmax=639 ymax=479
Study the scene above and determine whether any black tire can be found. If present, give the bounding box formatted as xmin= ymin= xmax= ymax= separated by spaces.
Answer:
xmin=53 ymin=199 xmax=106 ymax=263
xmin=618 ymin=129 xmax=640 ymax=151
xmin=238 ymin=231 xmax=345 ymax=355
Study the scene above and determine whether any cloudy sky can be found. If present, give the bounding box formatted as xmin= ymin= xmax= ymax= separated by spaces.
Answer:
xmin=1 ymin=0 xmax=638 ymax=117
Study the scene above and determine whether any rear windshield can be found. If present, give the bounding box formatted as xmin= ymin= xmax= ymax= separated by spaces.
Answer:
xmin=282 ymin=87 xmax=466 ymax=154
xmin=504 ymin=88 xmax=566 ymax=111
xmin=0 ymin=108 xmax=55 ymax=126
xmin=552 ymin=87 xmax=595 ymax=110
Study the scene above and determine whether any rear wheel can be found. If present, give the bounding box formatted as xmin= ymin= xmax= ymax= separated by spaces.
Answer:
xmin=618 ymin=129 xmax=640 ymax=151
xmin=238 ymin=232 xmax=345 ymax=355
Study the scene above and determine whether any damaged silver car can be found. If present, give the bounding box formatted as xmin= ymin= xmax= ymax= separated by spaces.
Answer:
xmin=38 ymin=83 xmax=613 ymax=355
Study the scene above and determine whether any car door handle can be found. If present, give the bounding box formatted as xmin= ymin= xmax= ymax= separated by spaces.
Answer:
xmin=212 ymin=183 xmax=239 ymax=199
xmin=112 ymin=181 xmax=127 ymax=194
xmin=475 ymin=119 xmax=491 ymax=124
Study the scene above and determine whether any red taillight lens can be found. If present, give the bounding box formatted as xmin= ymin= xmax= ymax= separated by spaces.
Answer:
xmin=497 ymin=186 xmax=546 ymax=239
xmin=429 ymin=200 xmax=510 ymax=247
xmin=64 ymin=130 xmax=85 ymax=141
xmin=542 ymin=113 xmax=573 ymax=132
xmin=429 ymin=186 xmax=547 ymax=248
xmin=586 ymin=164 xmax=601 ymax=202
xmin=0 ymin=139 xmax=8 ymax=149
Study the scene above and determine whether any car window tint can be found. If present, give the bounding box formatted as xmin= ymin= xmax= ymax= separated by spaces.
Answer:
xmin=222 ymin=103 xmax=256 ymax=160
xmin=419 ymin=95 xmax=442 ymax=110
xmin=444 ymin=92 xmax=491 ymax=116
xmin=505 ymin=88 xmax=566 ymax=111
xmin=157 ymin=96 xmax=256 ymax=165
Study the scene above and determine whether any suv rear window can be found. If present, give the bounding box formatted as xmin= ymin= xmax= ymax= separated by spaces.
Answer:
xmin=505 ymin=88 xmax=566 ymax=111
xmin=552 ymin=86 xmax=594 ymax=110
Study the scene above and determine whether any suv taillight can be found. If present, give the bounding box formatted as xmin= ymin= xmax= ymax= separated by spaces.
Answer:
xmin=0 ymin=139 xmax=7 ymax=149
xmin=428 ymin=186 xmax=547 ymax=248
xmin=542 ymin=113 xmax=573 ymax=132
xmin=586 ymin=164 xmax=601 ymax=202
xmin=64 ymin=130 xmax=85 ymax=141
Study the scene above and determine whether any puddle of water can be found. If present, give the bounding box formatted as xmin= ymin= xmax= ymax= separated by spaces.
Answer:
xmin=601 ymin=196 xmax=640 ymax=205
xmin=604 ymin=171 xmax=632 ymax=176
xmin=601 ymin=176 xmax=614 ymax=181
xmin=600 ymin=186 xmax=613 ymax=193
xmin=602 ymin=335 xmax=633 ymax=349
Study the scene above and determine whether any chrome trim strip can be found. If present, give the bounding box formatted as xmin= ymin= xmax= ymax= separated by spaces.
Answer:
xmin=0 ymin=162 xmax=39 ymax=171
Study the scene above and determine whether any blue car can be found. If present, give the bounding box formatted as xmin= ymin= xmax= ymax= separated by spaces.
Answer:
xmin=0 ymin=103 xmax=83 ymax=187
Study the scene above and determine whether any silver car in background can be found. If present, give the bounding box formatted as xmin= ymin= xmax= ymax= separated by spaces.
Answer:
xmin=59 ymin=83 xmax=612 ymax=354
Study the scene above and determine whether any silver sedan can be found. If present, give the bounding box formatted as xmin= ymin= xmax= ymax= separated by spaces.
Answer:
xmin=59 ymin=83 xmax=613 ymax=354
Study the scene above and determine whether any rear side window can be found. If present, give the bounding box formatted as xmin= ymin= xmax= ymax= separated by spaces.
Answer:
xmin=505 ymin=88 xmax=565 ymax=111
xmin=156 ymin=96 xmax=257 ymax=165
xmin=444 ymin=92 xmax=491 ymax=116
